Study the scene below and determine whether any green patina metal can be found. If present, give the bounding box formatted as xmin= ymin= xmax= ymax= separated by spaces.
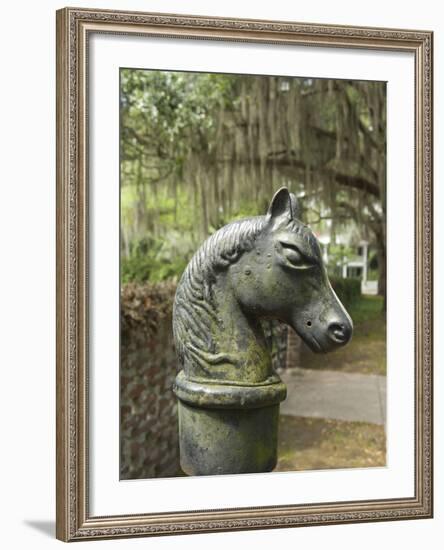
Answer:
xmin=178 ymin=402 xmax=280 ymax=476
xmin=172 ymin=188 xmax=353 ymax=476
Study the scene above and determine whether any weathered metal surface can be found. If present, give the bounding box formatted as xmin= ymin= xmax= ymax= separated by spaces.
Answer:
xmin=173 ymin=187 xmax=353 ymax=475
xmin=178 ymin=402 xmax=281 ymax=476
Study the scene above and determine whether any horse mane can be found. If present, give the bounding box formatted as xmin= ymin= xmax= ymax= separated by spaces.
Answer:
xmin=173 ymin=216 xmax=267 ymax=370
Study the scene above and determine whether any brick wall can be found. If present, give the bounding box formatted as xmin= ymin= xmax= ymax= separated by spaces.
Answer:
xmin=120 ymin=283 xmax=180 ymax=479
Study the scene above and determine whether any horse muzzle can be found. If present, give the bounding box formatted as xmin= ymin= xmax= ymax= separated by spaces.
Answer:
xmin=291 ymin=309 xmax=353 ymax=353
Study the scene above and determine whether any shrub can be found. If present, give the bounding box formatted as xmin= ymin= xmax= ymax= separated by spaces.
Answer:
xmin=329 ymin=276 xmax=361 ymax=308
xmin=121 ymin=281 xmax=177 ymax=336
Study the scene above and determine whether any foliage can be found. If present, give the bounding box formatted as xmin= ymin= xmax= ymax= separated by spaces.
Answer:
xmin=326 ymin=244 xmax=355 ymax=278
xmin=367 ymin=269 xmax=379 ymax=282
xmin=347 ymin=294 xmax=384 ymax=324
xmin=121 ymin=235 xmax=191 ymax=283
xmin=121 ymin=69 xmax=234 ymax=167
xmin=121 ymin=281 xmax=176 ymax=336
xmin=120 ymin=69 xmax=386 ymax=294
xmin=330 ymin=276 xmax=361 ymax=309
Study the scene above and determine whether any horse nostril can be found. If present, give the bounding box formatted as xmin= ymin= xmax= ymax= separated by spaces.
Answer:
xmin=328 ymin=322 xmax=350 ymax=344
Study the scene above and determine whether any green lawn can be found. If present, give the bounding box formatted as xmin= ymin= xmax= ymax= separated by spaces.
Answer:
xmin=301 ymin=295 xmax=386 ymax=375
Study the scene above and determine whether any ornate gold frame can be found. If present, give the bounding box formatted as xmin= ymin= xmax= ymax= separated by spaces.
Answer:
xmin=56 ymin=7 xmax=433 ymax=542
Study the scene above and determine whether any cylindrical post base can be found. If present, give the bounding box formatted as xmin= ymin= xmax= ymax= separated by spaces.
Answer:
xmin=178 ymin=400 xmax=280 ymax=476
xmin=174 ymin=370 xmax=287 ymax=475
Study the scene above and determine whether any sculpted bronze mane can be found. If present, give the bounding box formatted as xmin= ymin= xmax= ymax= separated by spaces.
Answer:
xmin=173 ymin=188 xmax=353 ymax=476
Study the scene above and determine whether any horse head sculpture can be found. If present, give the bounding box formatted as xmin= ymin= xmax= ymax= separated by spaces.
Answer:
xmin=173 ymin=187 xmax=353 ymax=475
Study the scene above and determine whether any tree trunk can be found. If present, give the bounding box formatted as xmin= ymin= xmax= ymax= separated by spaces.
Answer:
xmin=376 ymin=236 xmax=387 ymax=312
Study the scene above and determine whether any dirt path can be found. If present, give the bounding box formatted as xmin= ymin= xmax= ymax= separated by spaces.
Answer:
xmin=276 ymin=415 xmax=386 ymax=472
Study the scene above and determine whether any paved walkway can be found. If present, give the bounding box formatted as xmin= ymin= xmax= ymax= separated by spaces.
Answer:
xmin=279 ymin=368 xmax=386 ymax=426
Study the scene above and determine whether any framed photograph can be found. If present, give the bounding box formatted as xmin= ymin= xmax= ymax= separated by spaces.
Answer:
xmin=56 ymin=7 xmax=433 ymax=541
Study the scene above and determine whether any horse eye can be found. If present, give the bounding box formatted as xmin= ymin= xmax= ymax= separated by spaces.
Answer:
xmin=284 ymin=247 xmax=303 ymax=264
xmin=279 ymin=242 xmax=313 ymax=268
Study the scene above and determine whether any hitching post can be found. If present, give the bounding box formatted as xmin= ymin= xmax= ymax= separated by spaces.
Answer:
xmin=172 ymin=188 xmax=353 ymax=476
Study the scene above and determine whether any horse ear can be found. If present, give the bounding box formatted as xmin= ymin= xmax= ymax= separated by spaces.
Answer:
xmin=267 ymin=187 xmax=301 ymax=221
xmin=267 ymin=187 xmax=291 ymax=220
xmin=288 ymin=192 xmax=302 ymax=220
